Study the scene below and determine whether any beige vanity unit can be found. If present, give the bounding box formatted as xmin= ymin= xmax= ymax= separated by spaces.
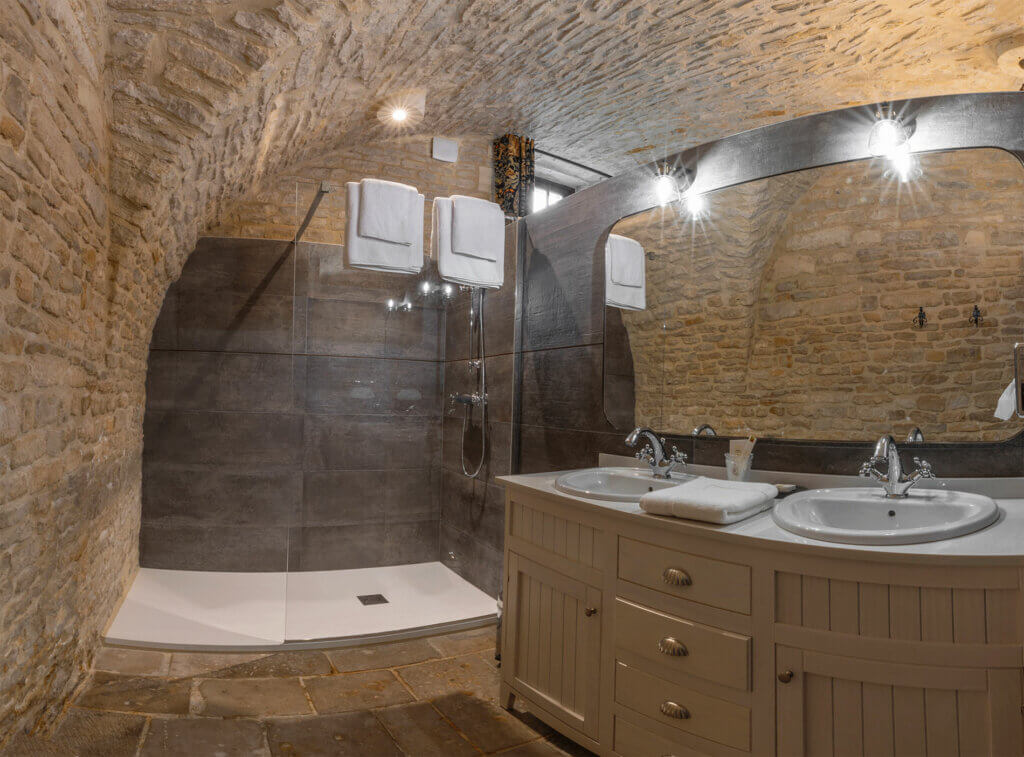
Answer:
xmin=498 ymin=471 xmax=1024 ymax=756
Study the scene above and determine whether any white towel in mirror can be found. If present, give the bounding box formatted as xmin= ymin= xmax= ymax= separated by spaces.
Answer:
xmin=451 ymin=195 xmax=504 ymax=262
xmin=605 ymin=234 xmax=645 ymax=311
xmin=346 ymin=181 xmax=424 ymax=274
xmin=433 ymin=196 xmax=504 ymax=289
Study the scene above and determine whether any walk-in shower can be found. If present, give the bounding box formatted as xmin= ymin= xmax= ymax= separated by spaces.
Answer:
xmin=110 ymin=181 xmax=509 ymax=649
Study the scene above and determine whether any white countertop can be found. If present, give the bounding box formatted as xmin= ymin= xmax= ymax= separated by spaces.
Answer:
xmin=498 ymin=459 xmax=1024 ymax=561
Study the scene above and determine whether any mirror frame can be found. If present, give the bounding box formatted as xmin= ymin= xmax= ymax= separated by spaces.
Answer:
xmin=516 ymin=92 xmax=1024 ymax=470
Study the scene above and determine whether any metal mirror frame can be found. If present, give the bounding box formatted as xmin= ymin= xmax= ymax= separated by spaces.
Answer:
xmin=517 ymin=91 xmax=1024 ymax=456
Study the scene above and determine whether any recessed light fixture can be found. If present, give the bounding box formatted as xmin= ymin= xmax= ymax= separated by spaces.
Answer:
xmin=376 ymin=89 xmax=426 ymax=128
xmin=885 ymin=143 xmax=922 ymax=183
xmin=684 ymin=190 xmax=708 ymax=217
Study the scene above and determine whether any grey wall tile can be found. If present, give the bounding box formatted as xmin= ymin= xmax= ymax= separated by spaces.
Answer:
xmin=179 ymin=238 xmax=295 ymax=297
xmin=303 ymin=415 xmax=440 ymax=471
xmin=142 ymin=466 xmax=301 ymax=527
xmin=175 ymin=290 xmax=299 ymax=354
xmin=139 ymin=524 xmax=290 ymax=572
xmin=442 ymin=419 xmax=510 ymax=483
xmin=144 ymin=411 xmax=304 ymax=467
xmin=520 ymin=344 xmax=610 ymax=432
xmin=440 ymin=470 xmax=505 ymax=554
xmin=147 ymin=352 xmax=302 ymax=413
xmin=301 ymin=469 xmax=439 ymax=526
xmin=307 ymin=298 xmax=387 ymax=358
xmin=287 ymin=518 xmax=438 ymax=571
xmin=444 ymin=354 xmax=512 ymax=424
xmin=305 ymin=357 xmax=440 ymax=416
xmin=439 ymin=523 xmax=502 ymax=598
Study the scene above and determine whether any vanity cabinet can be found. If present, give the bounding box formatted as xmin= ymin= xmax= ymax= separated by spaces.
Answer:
xmin=500 ymin=479 xmax=1024 ymax=757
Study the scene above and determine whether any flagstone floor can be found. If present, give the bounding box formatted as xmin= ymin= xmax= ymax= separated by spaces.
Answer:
xmin=6 ymin=625 xmax=591 ymax=756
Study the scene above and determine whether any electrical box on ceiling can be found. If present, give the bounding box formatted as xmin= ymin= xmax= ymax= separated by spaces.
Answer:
xmin=432 ymin=137 xmax=459 ymax=163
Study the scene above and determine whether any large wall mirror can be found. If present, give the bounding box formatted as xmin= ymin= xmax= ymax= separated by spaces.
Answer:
xmin=603 ymin=147 xmax=1024 ymax=443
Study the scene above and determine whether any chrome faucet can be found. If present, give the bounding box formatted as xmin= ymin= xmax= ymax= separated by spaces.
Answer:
xmin=692 ymin=423 xmax=717 ymax=437
xmin=906 ymin=427 xmax=924 ymax=443
xmin=625 ymin=427 xmax=687 ymax=479
xmin=859 ymin=434 xmax=934 ymax=498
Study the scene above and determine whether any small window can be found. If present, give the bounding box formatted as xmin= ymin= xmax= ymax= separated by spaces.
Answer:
xmin=531 ymin=179 xmax=573 ymax=213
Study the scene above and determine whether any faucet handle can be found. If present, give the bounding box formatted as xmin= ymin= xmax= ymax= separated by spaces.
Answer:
xmin=913 ymin=457 xmax=934 ymax=478
xmin=635 ymin=445 xmax=655 ymax=464
xmin=858 ymin=461 xmax=874 ymax=477
xmin=669 ymin=446 xmax=688 ymax=463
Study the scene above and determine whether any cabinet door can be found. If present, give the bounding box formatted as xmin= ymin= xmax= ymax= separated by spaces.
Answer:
xmin=775 ymin=646 xmax=1023 ymax=757
xmin=503 ymin=552 xmax=602 ymax=739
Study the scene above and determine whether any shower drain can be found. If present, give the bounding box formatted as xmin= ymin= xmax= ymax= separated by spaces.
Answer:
xmin=357 ymin=594 xmax=389 ymax=606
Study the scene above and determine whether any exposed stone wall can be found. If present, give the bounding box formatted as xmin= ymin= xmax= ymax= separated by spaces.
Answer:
xmin=0 ymin=0 xmax=140 ymax=743
xmin=210 ymin=134 xmax=493 ymax=243
xmin=617 ymin=149 xmax=1024 ymax=442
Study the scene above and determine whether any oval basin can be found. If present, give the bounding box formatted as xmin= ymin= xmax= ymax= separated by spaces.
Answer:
xmin=773 ymin=487 xmax=999 ymax=545
xmin=554 ymin=467 xmax=694 ymax=503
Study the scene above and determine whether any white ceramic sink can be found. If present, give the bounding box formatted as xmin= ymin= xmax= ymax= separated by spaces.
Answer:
xmin=554 ymin=467 xmax=694 ymax=503
xmin=772 ymin=487 xmax=999 ymax=545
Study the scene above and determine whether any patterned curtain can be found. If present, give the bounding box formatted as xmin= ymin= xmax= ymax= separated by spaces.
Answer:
xmin=493 ymin=134 xmax=535 ymax=217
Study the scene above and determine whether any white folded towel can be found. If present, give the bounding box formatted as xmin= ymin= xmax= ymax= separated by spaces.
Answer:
xmin=358 ymin=178 xmax=417 ymax=245
xmin=995 ymin=379 xmax=1017 ymax=420
xmin=639 ymin=476 xmax=777 ymax=524
xmin=346 ymin=181 xmax=424 ymax=274
xmin=452 ymin=195 xmax=504 ymax=261
xmin=433 ymin=196 xmax=504 ymax=289
xmin=605 ymin=234 xmax=645 ymax=311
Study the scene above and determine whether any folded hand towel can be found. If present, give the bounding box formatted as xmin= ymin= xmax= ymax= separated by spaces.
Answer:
xmin=607 ymin=234 xmax=644 ymax=287
xmin=433 ymin=197 xmax=504 ymax=289
xmin=640 ymin=476 xmax=777 ymax=524
xmin=605 ymin=234 xmax=645 ymax=311
xmin=346 ymin=182 xmax=424 ymax=274
xmin=995 ymin=379 xmax=1017 ymax=420
xmin=358 ymin=178 xmax=417 ymax=245
xmin=452 ymin=195 xmax=504 ymax=261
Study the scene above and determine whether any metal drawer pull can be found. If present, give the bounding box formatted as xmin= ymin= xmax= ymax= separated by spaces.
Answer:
xmin=662 ymin=567 xmax=693 ymax=587
xmin=660 ymin=701 xmax=691 ymax=720
xmin=778 ymin=669 xmax=794 ymax=683
xmin=584 ymin=606 xmax=598 ymax=617
xmin=658 ymin=636 xmax=689 ymax=657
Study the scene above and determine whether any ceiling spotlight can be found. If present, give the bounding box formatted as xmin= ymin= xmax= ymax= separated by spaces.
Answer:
xmin=376 ymin=89 xmax=426 ymax=128
xmin=885 ymin=143 xmax=922 ymax=183
xmin=654 ymin=174 xmax=679 ymax=206
xmin=391 ymin=107 xmax=409 ymax=123
xmin=684 ymin=190 xmax=708 ymax=217
xmin=868 ymin=116 xmax=908 ymax=158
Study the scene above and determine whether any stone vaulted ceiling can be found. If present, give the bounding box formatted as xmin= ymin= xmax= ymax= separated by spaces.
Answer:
xmin=104 ymin=0 xmax=1024 ymax=309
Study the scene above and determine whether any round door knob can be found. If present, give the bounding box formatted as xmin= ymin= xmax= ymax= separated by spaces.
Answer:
xmin=778 ymin=669 xmax=794 ymax=684
xmin=662 ymin=567 xmax=693 ymax=587
xmin=584 ymin=606 xmax=598 ymax=617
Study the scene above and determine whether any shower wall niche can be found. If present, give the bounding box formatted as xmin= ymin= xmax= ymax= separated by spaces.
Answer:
xmin=142 ymin=237 xmax=444 ymax=573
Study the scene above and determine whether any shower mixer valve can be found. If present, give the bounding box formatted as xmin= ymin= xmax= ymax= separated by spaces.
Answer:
xmin=448 ymin=392 xmax=487 ymax=414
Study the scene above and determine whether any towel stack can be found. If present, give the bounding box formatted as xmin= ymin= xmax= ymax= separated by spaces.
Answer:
xmin=346 ymin=179 xmax=425 ymax=274
xmin=605 ymin=234 xmax=645 ymax=311
xmin=639 ymin=477 xmax=777 ymax=524
xmin=432 ymin=195 xmax=505 ymax=289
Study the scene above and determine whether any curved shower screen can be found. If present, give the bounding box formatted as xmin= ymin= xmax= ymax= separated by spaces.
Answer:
xmin=450 ymin=287 xmax=487 ymax=478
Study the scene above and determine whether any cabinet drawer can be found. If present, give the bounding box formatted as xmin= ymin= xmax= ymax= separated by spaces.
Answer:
xmin=615 ymin=661 xmax=750 ymax=751
xmin=618 ymin=537 xmax=751 ymax=614
xmin=615 ymin=598 xmax=751 ymax=690
xmin=614 ymin=715 xmax=706 ymax=757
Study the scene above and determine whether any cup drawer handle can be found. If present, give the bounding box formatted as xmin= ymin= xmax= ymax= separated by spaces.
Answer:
xmin=662 ymin=567 xmax=692 ymax=587
xmin=658 ymin=636 xmax=689 ymax=657
xmin=660 ymin=701 xmax=691 ymax=720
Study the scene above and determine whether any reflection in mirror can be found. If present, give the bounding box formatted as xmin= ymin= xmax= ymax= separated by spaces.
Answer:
xmin=604 ymin=148 xmax=1024 ymax=442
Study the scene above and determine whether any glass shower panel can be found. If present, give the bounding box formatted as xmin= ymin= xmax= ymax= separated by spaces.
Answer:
xmin=285 ymin=180 xmax=445 ymax=642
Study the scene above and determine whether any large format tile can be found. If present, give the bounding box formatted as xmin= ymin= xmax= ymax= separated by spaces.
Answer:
xmin=301 ymin=468 xmax=438 ymax=527
xmin=175 ymin=290 xmax=300 ymax=354
xmin=373 ymin=701 xmax=478 ymax=756
xmin=440 ymin=468 xmax=505 ymax=554
xmin=139 ymin=523 xmax=290 ymax=572
xmin=76 ymin=673 xmax=191 ymax=715
xmin=302 ymin=414 xmax=440 ymax=471
xmin=288 ymin=517 xmax=438 ymax=572
xmin=198 ymin=678 xmax=312 ymax=717
xmin=439 ymin=523 xmax=503 ymax=598
xmin=520 ymin=344 xmax=610 ymax=432
xmin=142 ymin=466 xmax=301 ymax=529
xmin=139 ymin=717 xmax=268 ymax=757
xmin=303 ymin=670 xmax=413 ymax=714
xmin=143 ymin=411 xmax=304 ymax=467
xmin=266 ymin=712 xmax=401 ymax=757
xmin=180 ymin=238 xmax=296 ymax=297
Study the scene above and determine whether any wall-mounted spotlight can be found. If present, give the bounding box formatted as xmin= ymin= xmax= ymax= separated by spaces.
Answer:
xmin=684 ymin=189 xmax=708 ymax=218
xmin=868 ymin=116 xmax=909 ymax=158
xmin=654 ymin=173 xmax=679 ymax=205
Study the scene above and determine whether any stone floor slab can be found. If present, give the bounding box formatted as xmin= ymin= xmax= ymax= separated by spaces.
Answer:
xmin=373 ymin=701 xmax=478 ymax=756
xmin=431 ymin=692 xmax=546 ymax=753
xmin=139 ymin=717 xmax=269 ymax=756
xmin=166 ymin=653 xmax=268 ymax=679
xmin=265 ymin=712 xmax=402 ymax=756
xmin=426 ymin=626 xmax=497 ymax=657
xmin=3 ymin=709 xmax=147 ymax=756
xmin=94 ymin=647 xmax=170 ymax=677
xmin=325 ymin=638 xmax=439 ymax=673
xmin=177 ymin=651 xmax=331 ymax=680
xmin=303 ymin=670 xmax=414 ymax=714
xmin=76 ymin=673 xmax=191 ymax=715
xmin=396 ymin=653 xmax=500 ymax=703
xmin=197 ymin=678 xmax=312 ymax=718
